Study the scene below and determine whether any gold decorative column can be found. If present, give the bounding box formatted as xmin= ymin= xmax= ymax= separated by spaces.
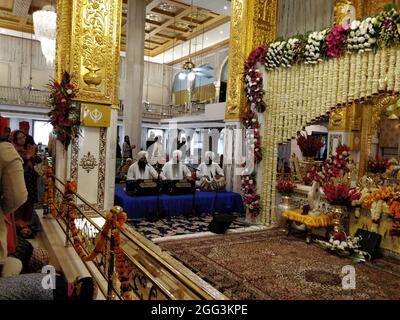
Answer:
xmin=225 ymin=0 xmax=277 ymax=120
xmin=55 ymin=0 xmax=122 ymax=211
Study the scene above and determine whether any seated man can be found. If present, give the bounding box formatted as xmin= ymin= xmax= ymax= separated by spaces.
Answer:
xmin=197 ymin=151 xmax=225 ymax=191
xmin=160 ymin=150 xmax=191 ymax=181
xmin=127 ymin=151 xmax=158 ymax=181
xmin=116 ymin=158 xmax=133 ymax=183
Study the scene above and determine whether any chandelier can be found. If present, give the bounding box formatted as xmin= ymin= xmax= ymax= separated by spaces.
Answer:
xmin=32 ymin=5 xmax=57 ymax=65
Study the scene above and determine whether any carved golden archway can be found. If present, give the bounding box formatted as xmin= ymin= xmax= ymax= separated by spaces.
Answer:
xmin=359 ymin=95 xmax=400 ymax=175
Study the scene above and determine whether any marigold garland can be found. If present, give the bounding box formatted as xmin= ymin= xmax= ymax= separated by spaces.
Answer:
xmin=58 ymin=179 xmax=133 ymax=299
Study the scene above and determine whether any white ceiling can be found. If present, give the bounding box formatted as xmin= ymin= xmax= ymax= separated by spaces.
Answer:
xmin=145 ymin=1 xmax=231 ymax=64
xmin=145 ymin=20 xmax=230 ymax=64
xmin=175 ymin=0 xmax=231 ymax=16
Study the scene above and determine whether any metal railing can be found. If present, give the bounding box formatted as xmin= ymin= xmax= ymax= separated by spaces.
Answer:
xmin=0 ymin=86 xmax=49 ymax=107
xmin=118 ymin=101 xmax=206 ymax=119
xmin=43 ymin=161 xmax=226 ymax=300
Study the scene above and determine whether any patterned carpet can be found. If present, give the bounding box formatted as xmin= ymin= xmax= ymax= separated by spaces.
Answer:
xmin=159 ymin=228 xmax=400 ymax=300
xmin=128 ymin=214 xmax=251 ymax=240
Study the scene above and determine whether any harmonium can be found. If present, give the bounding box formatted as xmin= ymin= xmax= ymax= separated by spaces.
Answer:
xmin=125 ymin=179 xmax=159 ymax=196
xmin=162 ymin=179 xmax=195 ymax=195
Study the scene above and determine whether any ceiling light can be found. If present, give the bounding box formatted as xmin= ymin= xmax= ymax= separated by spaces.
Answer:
xmin=219 ymin=30 xmax=224 ymax=34
xmin=205 ymin=37 xmax=209 ymax=40
xmin=32 ymin=5 xmax=56 ymax=65
xmin=178 ymin=73 xmax=187 ymax=80
xmin=224 ymin=6 xmax=228 ymax=10
xmin=188 ymin=72 xmax=196 ymax=81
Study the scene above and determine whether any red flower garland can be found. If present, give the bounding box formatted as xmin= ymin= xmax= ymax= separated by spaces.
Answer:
xmin=244 ymin=44 xmax=268 ymax=112
xmin=47 ymin=71 xmax=80 ymax=150
xmin=326 ymin=25 xmax=348 ymax=58
xmin=241 ymin=174 xmax=261 ymax=216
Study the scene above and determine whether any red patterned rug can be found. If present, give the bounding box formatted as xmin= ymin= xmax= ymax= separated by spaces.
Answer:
xmin=159 ymin=229 xmax=400 ymax=300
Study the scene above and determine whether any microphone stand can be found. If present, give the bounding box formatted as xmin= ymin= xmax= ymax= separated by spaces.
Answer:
xmin=148 ymin=162 xmax=162 ymax=221
xmin=186 ymin=164 xmax=199 ymax=217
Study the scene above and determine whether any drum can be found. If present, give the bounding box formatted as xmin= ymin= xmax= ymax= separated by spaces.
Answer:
xmin=213 ymin=176 xmax=226 ymax=191
xmin=200 ymin=176 xmax=226 ymax=192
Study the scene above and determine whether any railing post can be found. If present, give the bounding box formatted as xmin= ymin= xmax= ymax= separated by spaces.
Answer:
xmin=42 ymin=161 xmax=49 ymax=217
xmin=106 ymin=207 xmax=117 ymax=300
xmin=64 ymin=179 xmax=76 ymax=247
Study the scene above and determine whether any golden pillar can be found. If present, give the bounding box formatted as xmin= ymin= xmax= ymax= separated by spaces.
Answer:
xmin=225 ymin=0 xmax=277 ymax=120
xmin=54 ymin=0 xmax=122 ymax=210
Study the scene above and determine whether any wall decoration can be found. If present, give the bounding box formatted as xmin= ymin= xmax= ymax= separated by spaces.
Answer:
xmin=79 ymin=151 xmax=98 ymax=173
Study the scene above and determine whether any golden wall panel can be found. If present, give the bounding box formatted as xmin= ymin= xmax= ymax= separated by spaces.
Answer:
xmin=56 ymin=0 xmax=122 ymax=106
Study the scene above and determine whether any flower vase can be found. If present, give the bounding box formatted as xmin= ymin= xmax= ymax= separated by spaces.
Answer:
xmin=307 ymin=181 xmax=321 ymax=216
xmin=278 ymin=195 xmax=292 ymax=227
xmin=330 ymin=205 xmax=348 ymax=234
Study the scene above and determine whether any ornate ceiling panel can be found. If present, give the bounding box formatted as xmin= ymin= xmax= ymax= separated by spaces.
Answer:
xmin=0 ymin=0 xmax=230 ymax=57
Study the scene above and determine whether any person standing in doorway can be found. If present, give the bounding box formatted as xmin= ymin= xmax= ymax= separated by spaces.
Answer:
xmin=122 ymin=135 xmax=135 ymax=160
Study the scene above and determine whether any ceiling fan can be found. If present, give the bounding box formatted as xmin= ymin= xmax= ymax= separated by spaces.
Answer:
xmin=177 ymin=59 xmax=213 ymax=81
xmin=175 ymin=0 xmax=213 ymax=82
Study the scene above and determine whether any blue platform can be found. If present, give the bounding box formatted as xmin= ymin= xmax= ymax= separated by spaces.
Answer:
xmin=114 ymin=185 xmax=244 ymax=220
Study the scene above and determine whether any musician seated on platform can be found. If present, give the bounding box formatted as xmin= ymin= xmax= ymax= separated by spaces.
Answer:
xmin=160 ymin=150 xmax=191 ymax=181
xmin=126 ymin=151 xmax=158 ymax=181
xmin=116 ymin=158 xmax=133 ymax=183
xmin=197 ymin=151 xmax=225 ymax=191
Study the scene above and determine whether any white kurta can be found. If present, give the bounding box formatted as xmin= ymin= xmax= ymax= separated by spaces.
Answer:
xmin=196 ymin=162 xmax=224 ymax=179
xmin=147 ymin=142 xmax=166 ymax=165
xmin=161 ymin=162 xmax=191 ymax=180
xmin=126 ymin=162 xmax=158 ymax=180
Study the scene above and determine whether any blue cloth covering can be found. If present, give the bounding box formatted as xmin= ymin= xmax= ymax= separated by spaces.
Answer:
xmin=114 ymin=185 xmax=244 ymax=220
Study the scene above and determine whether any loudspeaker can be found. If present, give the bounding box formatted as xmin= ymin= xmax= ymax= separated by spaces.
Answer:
xmin=208 ymin=214 xmax=236 ymax=234
xmin=354 ymin=228 xmax=382 ymax=260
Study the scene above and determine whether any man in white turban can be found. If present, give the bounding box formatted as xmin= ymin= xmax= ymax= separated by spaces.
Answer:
xmin=197 ymin=151 xmax=224 ymax=183
xmin=160 ymin=150 xmax=191 ymax=180
xmin=127 ymin=151 xmax=158 ymax=180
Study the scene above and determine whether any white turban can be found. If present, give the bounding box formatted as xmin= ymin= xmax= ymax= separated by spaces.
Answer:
xmin=205 ymin=151 xmax=215 ymax=161
xmin=137 ymin=151 xmax=148 ymax=159
xmin=172 ymin=150 xmax=182 ymax=161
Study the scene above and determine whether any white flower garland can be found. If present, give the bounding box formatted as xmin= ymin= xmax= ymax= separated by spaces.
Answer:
xmin=265 ymin=41 xmax=286 ymax=70
xmin=304 ymin=30 xmax=326 ymax=65
xmin=347 ymin=18 xmax=377 ymax=53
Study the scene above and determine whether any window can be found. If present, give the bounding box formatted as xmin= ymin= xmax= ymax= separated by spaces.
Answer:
xmin=33 ymin=121 xmax=53 ymax=145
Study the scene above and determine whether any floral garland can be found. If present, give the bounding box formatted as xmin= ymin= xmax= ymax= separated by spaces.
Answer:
xmin=304 ymin=30 xmax=327 ymax=64
xmin=308 ymin=145 xmax=351 ymax=185
xmin=243 ymin=6 xmax=400 ymax=108
xmin=62 ymin=179 xmax=133 ymax=299
xmin=347 ymin=18 xmax=378 ymax=53
xmin=48 ymin=71 xmax=80 ymax=150
xmin=326 ymin=25 xmax=347 ymax=57
xmin=241 ymin=174 xmax=261 ymax=216
xmin=241 ymin=109 xmax=262 ymax=216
